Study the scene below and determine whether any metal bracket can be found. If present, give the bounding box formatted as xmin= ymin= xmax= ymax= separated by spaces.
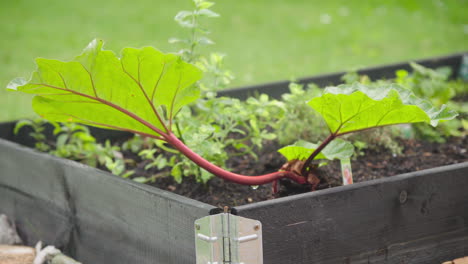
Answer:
xmin=195 ymin=210 xmax=263 ymax=264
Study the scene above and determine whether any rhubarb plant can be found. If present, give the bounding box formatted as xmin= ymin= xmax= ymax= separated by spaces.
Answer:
xmin=277 ymin=83 xmax=457 ymax=187
xmin=8 ymin=40 xmax=457 ymax=188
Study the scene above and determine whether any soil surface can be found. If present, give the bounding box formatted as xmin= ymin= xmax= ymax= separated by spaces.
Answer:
xmin=141 ymin=136 xmax=468 ymax=207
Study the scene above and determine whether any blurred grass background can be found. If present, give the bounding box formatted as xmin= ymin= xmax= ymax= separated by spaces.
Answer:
xmin=1 ymin=0 xmax=467 ymax=121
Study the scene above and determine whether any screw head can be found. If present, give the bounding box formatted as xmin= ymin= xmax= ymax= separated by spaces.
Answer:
xmin=195 ymin=224 xmax=200 ymax=230
xmin=399 ymin=190 xmax=408 ymax=204
xmin=254 ymin=224 xmax=260 ymax=231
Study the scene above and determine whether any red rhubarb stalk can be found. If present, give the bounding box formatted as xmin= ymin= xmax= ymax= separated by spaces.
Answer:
xmin=300 ymin=133 xmax=337 ymax=176
xmin=164 ymin=133 xmax=307 ymax=185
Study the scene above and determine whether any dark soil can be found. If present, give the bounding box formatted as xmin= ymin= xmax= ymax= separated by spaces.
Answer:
xmin=142 ymin=135 xmax=468 ymax=207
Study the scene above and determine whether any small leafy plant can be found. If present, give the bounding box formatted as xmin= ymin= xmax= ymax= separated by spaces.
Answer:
xmin=273 ymin=82 xmax=328 ymax=145
xmin=14 ymin=118 xmax=51 ymax=152
xmin=170 ymin=0 xmax=220 ymax=63
xmin=170 ymin=0 xmax=233 ymax=93
xmin=7 ymin=39 xmax=457 ymax=190
xmin=396 ymin=62 xmax=467 ymax=142
xmin=14 ymin=117 xmax=130 ymax=177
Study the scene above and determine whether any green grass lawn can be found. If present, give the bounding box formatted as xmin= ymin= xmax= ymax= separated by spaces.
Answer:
xmin=1 ymin=0 xmax=467 ymax=121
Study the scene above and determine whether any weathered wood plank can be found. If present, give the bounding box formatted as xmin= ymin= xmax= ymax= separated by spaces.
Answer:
xmin=236 ymin=162 xmax=468 ymax=264
xmin=0 ymin=138 xmax=215 ymax=264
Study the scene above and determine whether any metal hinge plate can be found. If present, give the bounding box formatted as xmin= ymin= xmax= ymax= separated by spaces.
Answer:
xmin=195 ymin=212 xmax=263 ymax=264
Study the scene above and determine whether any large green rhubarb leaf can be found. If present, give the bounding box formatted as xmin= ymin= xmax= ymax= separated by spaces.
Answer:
xmin=278 ymin=139 xmax=354 ymax=161
xmin=7 ymin=39 xmax=202 ymax=137
xmin=308 ymin=83 xmax=458 ymax=135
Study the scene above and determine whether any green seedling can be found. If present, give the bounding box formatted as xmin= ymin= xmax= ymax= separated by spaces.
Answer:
xmin=396 ymin=62 xmax=468 ymax=142
xmin=14 ymin=118 xmax=51 ymax=152
xmin=15 ymin=117 xmax=131 ymax=177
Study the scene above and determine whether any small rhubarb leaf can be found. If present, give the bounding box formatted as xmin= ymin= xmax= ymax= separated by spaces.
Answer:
xmin=278 ymin=139 xmax=354 ymax=161
xmin=308 ymin=83 xmax=458 ymax=135
xmin=7 ymin=39 xmax=202 ymax=137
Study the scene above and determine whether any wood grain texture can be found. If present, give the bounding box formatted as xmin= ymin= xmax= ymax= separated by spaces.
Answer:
xmin=0 ymin=245 xmax=35 ymax=264
xmin=0 ymin=134 xmax=215 ymax=264
xmin=236 ymin=162 xmax=468 ymax=264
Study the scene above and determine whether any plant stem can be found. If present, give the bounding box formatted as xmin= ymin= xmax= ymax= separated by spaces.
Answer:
xmin=300 ymin=133 xmax=337 ymax=176
xmin=164 ymin=132 xmax=307 ymax=185
xmin=175 ymin=122 xmax=185 ymax=143
xmin=188 ymin=10 xmax=198 ymax=62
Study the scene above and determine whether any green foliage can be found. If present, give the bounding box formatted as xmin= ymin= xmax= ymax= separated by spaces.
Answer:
xmin=116 ymin=88 xmax=284 ymax=184
xmin=189 ymin=96 xmax=280 ymax=182
xmin=170 ymin=0 xmax=233 ymax=93
xmin=273 ymin=83 xmax=328 ymax=145
xmin=8 ymin=45 xmax=460 ymax=187
xmin=341 ymin=73 xmax=412 ymax=155
xmin=145 ymin=1 xmax=276 ymax=183
xmin=309 ymin=83 xmax=456 ymax=135
xmin=7 ymin=0 xmax=463 ymax=187
xmin=396 ymin=63 xmax=454 ymax=106
xmin=14 ymin=119 xmax=130 ymax=177
xmin=340 ymin=63 xmax=467 ymax=151
xmin=121 ymin=135 xmax=173 ymax=182
xmin=195 ymin=52 xmax=234 ymax=92
xmin=8 ymin=39 xmax=202 ymax=137
xmin=279 ymin=83 xmax=457 ymax=164
xmin=2 ymin=0 xmax=468 ymax=122
xmin=170 ymin=0 xmax=220 ymax=63
xmin=348 ymin=127 xmax=404 ymax=156
xmin=341 ymin=71 xmax=371 ymax=85
xmin=14 ymin=118 xmax=50 ymax=152
xmin=6 ymin=0 xmax=464 ymax=189
xmin=7 ymin=3 xmax=242 ymax=185
xmin=191 ymin=95 xmax=281 ymax=153
xmin=116 ymin=1 xmax=233 ymax=184
xmin=129 ymin=93 xmax=284 ymax=184
xmin=49 ymin=122 xmax=97 ymax=162
xmin=10 ymin=34 xmax=326 ymax=184
xmin=170 ymin=116 xmax=228 ymax=183
xmin=395 ymin=63 xmax=468 ymax=142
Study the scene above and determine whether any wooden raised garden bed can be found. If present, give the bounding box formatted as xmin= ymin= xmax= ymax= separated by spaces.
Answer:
xmin=1 ymin=52 xmax=467 ymax=264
